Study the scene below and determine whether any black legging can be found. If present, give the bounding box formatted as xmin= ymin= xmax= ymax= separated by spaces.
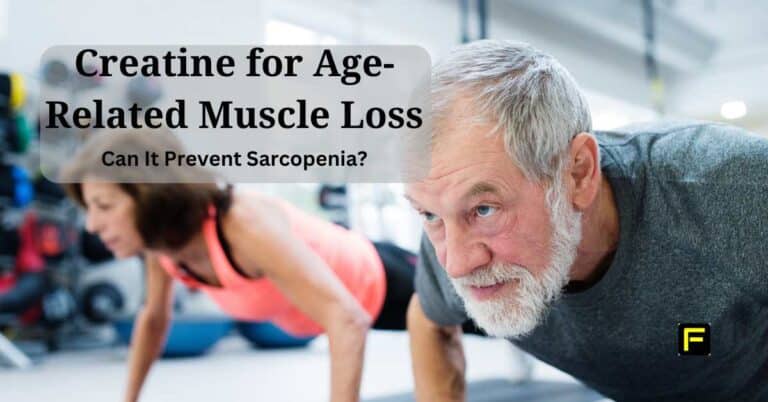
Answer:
xmin=371 ymin=241 xmax=485 ymax=336
xmin=371 ymin=241 xmax=417 ymax=330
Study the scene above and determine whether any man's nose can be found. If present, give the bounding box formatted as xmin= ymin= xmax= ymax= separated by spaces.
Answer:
xmin=439 ymin=225 xmax=491 ymax=278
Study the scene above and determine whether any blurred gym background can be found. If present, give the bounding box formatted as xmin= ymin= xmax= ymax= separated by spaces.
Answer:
xmin=0 ymin=1 xmax=765 ymax=401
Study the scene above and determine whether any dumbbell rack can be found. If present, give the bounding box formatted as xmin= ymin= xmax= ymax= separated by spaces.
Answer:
xmin=0 ymin=199 xmax=33 ymax=368
xmin=0 ymin=197 xmax=34 ymax=368
xmin=0 ymin=71 xmax=27 ymax=365
xmin=0 ymin=161 xmax=106 ymax=366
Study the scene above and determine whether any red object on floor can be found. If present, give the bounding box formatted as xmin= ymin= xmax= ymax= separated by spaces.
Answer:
xmin=17 ymin=213 xmax=45 ymax=273
xmin=0 ymin=213 xmax=46 ymax=325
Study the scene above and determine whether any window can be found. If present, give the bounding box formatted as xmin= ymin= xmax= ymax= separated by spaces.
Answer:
xmin=264 ymin=20 xmax=338 ymax=45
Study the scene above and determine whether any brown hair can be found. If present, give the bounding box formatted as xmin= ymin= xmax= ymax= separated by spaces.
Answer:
xmin=61 ymin=129 xmax=232 ymax=250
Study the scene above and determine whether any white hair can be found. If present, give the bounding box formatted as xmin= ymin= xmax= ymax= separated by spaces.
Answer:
xmin=431 ymin=40 xmax=592 ymax=185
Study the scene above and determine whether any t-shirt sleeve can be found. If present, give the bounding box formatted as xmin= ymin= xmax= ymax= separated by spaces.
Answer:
xmin=414 ymin=234 xmax=469 ymax=326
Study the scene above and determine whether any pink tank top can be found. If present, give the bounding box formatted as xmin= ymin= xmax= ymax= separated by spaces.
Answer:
xmin=158 ymin=199 xmax=386 ymax=337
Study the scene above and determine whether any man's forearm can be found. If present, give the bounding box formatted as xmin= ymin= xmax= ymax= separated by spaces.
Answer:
xmin=408 ymin=295 xmax=466 ymax=402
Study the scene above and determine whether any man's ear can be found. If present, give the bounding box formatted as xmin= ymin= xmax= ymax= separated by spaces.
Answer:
xmin=566 ymin=133 xmax=601 ymax=211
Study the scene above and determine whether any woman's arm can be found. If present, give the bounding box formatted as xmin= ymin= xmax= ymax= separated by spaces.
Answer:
xmin=228 ymin=201 xmax=371 ymax=402
xmin=123 ymin=253 xmax=175 ymax=402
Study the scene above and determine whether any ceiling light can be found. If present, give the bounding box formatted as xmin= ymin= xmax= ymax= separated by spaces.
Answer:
xmin=720 ymin=101 xmax=747 ymax=120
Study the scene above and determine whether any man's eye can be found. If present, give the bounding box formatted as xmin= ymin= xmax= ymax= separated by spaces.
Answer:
xmin=475 ymin=205 xmax=497 ymax=217
xmin=421 ymin=211 xmax=440 ymax=223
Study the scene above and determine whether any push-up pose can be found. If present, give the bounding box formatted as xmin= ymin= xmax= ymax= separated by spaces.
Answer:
xmin=62 ymin=131 xmax=418 ymax=402
xmin=406 ymin=40 xmax=768 ymax=402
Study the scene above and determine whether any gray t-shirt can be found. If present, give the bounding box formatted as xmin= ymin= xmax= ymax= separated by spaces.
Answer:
xmin=415 ymin=121 xmax=768 ymax=402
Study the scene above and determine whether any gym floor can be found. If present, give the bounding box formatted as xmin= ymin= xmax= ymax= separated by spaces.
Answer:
xmin=2 ymin=331 xmax=595 ymax=402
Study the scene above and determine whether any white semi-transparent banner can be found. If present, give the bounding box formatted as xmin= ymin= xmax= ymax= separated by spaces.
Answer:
xmin=40 ymin=45 xmax=431 ymax=183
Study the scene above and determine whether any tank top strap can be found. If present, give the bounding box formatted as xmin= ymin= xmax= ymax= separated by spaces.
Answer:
xmin=157 ymin=254 xmax=203 ymax=289
xmin=203 ymin=206 xmax=272 ymax=290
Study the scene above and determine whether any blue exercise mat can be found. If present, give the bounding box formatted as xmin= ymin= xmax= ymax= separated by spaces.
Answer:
xmin=114 ymin=316 xmax=232 ymax=358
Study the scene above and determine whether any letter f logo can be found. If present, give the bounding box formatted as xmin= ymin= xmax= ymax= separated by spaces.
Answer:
xmin=678 ymin=323 xmax=710 ymax=356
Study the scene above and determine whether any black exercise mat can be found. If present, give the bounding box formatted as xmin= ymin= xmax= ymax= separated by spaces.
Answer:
xmin=365 ymin=379 xmax=607 ymax=402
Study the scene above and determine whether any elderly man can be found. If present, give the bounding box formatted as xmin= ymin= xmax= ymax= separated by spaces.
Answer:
xmin=405 ymin=40 xmax=768 ymax=402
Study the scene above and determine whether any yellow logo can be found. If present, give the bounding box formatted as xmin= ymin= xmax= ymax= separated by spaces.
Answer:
xmin=678 ymin=323 xmax=710 ymax=356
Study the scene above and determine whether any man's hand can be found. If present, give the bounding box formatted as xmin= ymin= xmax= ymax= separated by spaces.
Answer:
xmin=408 ymin=294 xmax=466 ymax=402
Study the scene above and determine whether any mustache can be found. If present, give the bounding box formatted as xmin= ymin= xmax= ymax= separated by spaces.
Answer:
xmin=452 ymin=262 xmax=533 ymax=288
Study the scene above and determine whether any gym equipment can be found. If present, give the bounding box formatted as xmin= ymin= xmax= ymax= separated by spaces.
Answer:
xmin=8 ymin=73 xmax=25 ymax=111
xmin=9 ymin=115 xmax=32 ymax=154
xmin=42 ymin=59 xmax=102 ymax=91
xmin=41 ymin=288 xmax=77 ymax=326
xmin=38 ymin=223 xmax=63 ymax=259
xmin=0 ymin=76 xmax=8 ymax=117
xmin=0 ymin=164 xmax=33 ymax=207
xmin=642 ymin=0 xmax=665 ymax=114
xmin=79 ymin=230 xmax=113 ymax=264
xmin=318 ymin=185 xmax=347 ymax=210
xmin=0 ymin=72 xmax=31 ymax=156
xmin=41 ymin=60 xmax=70 ymax=87
xmin=0 ymin=255 xmax=13 ymax=276
xmin=15 ymin=213 xmax=44 ymax=273
xmin=236 ymin=321 xmax=315 ymax=349
xmin=318 ymin=184 xmax=349 ymax=228
xmin=0 ymin=272 xmax=46 ymax=314
xmin=126 ymin=76 xmax=163 ymax=108
xmin=0 ymin=329 xmax=33 ymax=369
xmin=365 ymin=379 xmax=606 ymax=402
xmin=15 ymin=211 xmax=77 ymax=263
xmin=35 ymin=220 xmax=77 ymax=262
xmin=0 ymin=224 xmax=20 ymax=257
xmin=0 ymin=72 xmax=26 ymax=113
xmin=0 ymin=114 xmax=32 ymax=154
xmin=32 ymin=176 xmax=66 ymax=204
xmin=113 ymin=316 xmax=232 ymax=357
xmin=80 ymin=282 xmax=124 ymax=324
xmin=459 ymin=0 xmax=488 ymax=44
